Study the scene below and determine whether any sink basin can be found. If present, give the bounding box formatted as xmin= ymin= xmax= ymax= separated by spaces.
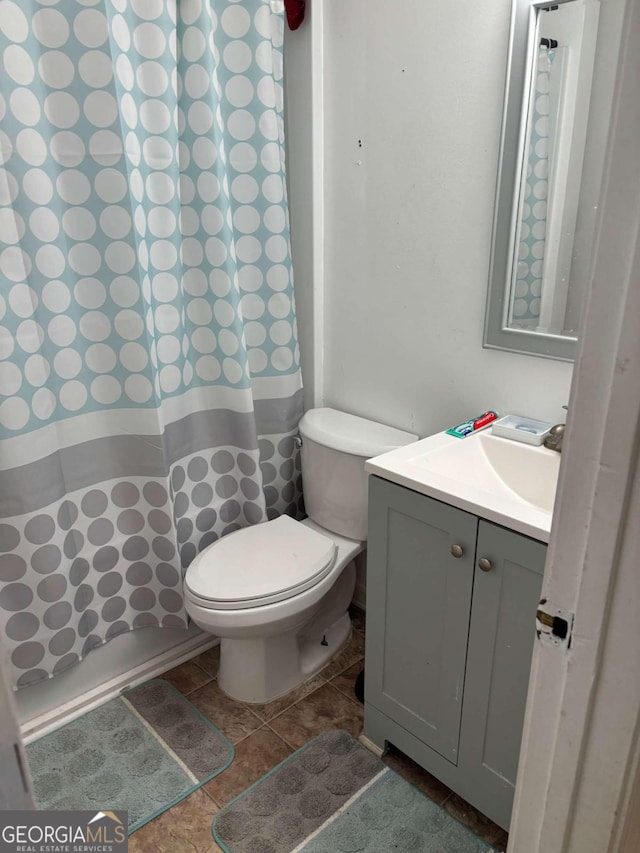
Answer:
xmin=415 ymin=431 xmax=560 ymax=513
xmin=366 ymin=429 xmax=561 ymax=541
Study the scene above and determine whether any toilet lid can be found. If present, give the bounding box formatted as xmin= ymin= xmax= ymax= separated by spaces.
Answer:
xmin=184 ymin=515 xmax=337 ymax=609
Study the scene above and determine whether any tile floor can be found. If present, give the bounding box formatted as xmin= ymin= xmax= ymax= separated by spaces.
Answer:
xmin=129 ymin=607 xmax=509 ymax=852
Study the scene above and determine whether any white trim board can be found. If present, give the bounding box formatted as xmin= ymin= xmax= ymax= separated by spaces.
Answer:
xmin=310 ymin=0 xmax=325 ymax=407
xmin=20 ymin=634 xmax=218 ymax=745
xmin=358 ymin=733 xmax=384 ymax=758
xmin=508 ymin=0 xmax=640 ymax=848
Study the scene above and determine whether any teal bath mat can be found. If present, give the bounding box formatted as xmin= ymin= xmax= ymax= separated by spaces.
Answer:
xmin=213 ymin=730 xmax=495 ymax=852
xmin=26 ymin=679 xmax=233 ymax=833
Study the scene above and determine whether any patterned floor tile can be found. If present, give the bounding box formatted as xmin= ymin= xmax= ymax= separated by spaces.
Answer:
xmin=319 ymin=630 xmax=365 ymax=681
xmin=349 ymin=604 xmax=366 ymax=635
xmin=138 ymin=614 xmax=508 ymax=853
xmin=268 ymin=682 xmax=364 ymax=750
xmin=242 ymin=672 xmax=327 ymax=723
xmin=204 ymin=726 xmax=292 ymax=807
xmin=442 ymin=792 xmax=508 ymax=847
xmin=128 ymin=788 xmax=218 ymax=853
xmin=329 ymin=661 xmax=363 ymax=703
xmin=193 ymin=644 xmax=220 ymax=678
xmin=188 ymin=679 xmax=263 ymax=744
xmin=160 ymin=660 xmax=213 ymax=695
xmin=383 ymin=745 xmax=453 ymax=806
xmin=492 ymin=828 xmax=510 ymax=852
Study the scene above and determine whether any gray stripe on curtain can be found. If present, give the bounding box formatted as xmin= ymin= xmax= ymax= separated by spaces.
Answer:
xmin=1 ymin=392 xmax=303 ymax=518
xmin=255 ymin=389 xmax=304 ymax=434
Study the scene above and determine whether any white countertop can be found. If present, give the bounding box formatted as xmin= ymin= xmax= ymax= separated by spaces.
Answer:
xmin=365 ymin=428 xmax=559 ymax=543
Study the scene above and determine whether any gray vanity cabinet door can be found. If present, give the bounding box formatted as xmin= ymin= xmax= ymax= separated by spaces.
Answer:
xmin=458 ymin=520 xmax=546 ymax=828
xmin=365 ymin=476 xmax=478 ymax=764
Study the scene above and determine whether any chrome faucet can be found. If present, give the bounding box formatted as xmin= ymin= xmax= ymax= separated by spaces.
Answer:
xmin=544 ymin=423 xmax=565 ymax=452
xmin=544 ymin=405 xmax=568 ymax=452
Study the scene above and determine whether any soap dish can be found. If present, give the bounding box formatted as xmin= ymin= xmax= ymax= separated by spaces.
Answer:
xmin=491 ymin=415 xmax=553 ymax=446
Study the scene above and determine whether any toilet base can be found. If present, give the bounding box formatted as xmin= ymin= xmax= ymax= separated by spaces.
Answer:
xmin=299 ymin=611 xmax=352 ymax=680
xmin=218 ymin=612 xmax=352 ymax=704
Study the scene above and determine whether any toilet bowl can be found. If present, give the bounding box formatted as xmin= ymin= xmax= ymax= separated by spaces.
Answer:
xmin=183 ymin=408 xmax=417 ymax=704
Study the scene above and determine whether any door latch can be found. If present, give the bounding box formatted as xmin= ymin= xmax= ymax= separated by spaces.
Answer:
xmin=536 ymin=599 xmax=573 ymax=649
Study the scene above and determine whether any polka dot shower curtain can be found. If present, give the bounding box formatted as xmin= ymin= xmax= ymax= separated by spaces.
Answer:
xmin=0 ymin=0 xmax=303 ymax=688
xmin=513 ymin=46 xmax=556 ymax=326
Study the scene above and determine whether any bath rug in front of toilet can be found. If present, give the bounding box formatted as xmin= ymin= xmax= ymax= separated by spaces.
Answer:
xmin=212 ymin=729 xmax=496 ymax=852
xmin=26 ymin=678 xmax=233 ymax=833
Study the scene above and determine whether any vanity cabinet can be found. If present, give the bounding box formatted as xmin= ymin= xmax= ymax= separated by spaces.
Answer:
xmin=364 ymin=475 xmax=546 ymax=830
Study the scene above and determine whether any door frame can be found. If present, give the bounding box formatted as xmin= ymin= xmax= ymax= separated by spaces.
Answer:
xmin=508 ymin=0 xmax=640 ymax=848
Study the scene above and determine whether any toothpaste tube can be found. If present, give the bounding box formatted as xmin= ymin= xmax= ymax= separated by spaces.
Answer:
xmin=446 ymin=410 xmax=498 ymax=439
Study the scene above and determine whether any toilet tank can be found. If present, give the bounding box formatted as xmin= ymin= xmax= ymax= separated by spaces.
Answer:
xmin=298 ymin=408 xmax=418 ymax=541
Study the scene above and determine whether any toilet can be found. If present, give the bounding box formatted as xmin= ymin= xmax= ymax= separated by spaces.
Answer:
xmin=183 ymin=408 xmax=417 ymax=703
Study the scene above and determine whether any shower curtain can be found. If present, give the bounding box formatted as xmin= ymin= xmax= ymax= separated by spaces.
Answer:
xmin=512 ymin=46 xmax=557 ymax=326
xmin=0 ymin=0 xmax=303 ymax=688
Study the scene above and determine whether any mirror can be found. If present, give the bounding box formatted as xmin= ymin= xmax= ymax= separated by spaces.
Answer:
xmin=484 ymin=0 xmax=600 ymax=361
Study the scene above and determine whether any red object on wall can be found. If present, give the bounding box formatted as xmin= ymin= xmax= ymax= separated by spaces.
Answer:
xmin=284 ymin=0 xmax=306 ymax=30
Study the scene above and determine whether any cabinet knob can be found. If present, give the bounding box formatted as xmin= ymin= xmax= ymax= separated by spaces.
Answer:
xmin=450 ymin=544 xmax=464 ymax=558
xmin=478 ymin=557 xmax=493 ymax=572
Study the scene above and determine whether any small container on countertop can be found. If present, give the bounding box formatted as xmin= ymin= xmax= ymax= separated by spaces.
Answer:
xmin=491 ymin=415 xmax=554 ymax=446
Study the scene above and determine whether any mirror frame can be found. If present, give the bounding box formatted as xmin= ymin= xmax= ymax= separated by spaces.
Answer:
xmin=484 ymin=0 xmax=579 ymax=362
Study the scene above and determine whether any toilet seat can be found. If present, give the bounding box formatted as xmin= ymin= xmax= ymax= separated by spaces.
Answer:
xmin=184 ymin=515 xmax=337 ymax=610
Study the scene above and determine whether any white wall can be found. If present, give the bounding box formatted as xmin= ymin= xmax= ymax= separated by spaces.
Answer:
xmin=288 ymin=0 xmax=574 ymax=436
xmin=284 ymin=20 xmax=317 ymax=414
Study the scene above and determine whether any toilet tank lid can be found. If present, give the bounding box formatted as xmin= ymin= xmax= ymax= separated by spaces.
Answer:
xmin=299 ymin=408 xmax=418 ymax=458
